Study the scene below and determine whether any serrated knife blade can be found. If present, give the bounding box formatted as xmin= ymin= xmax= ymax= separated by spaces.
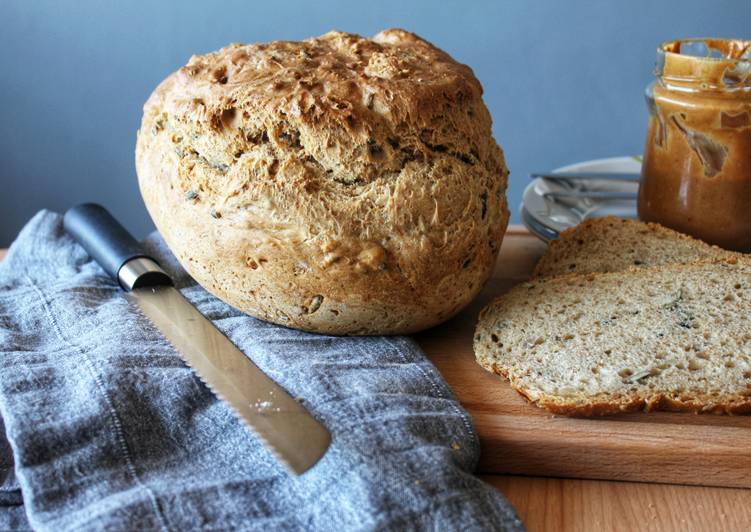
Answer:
xmin=63 ymin=203 xmax=330 ymax=475
xmin=127 ymin=285 xmax=330 ymax=474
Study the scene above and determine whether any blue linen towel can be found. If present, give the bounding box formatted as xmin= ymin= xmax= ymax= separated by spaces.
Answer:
xmin=0 ymin=211 xmax=522 ymax=531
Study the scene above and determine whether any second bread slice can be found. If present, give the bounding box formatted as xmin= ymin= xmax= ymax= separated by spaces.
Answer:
xmin=532 ymin=217 xmax=738 ymax=278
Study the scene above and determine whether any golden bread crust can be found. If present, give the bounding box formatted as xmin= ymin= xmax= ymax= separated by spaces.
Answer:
xmin=136 ymin=29 xmax=509 ymax=334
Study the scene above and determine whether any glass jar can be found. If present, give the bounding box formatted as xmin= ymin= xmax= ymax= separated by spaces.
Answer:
xmin=638 ymin=38 xmax=751 ymax=251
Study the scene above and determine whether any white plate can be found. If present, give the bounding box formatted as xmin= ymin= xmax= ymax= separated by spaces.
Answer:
xmin=521 ymin=156 xmax=642 ymax=241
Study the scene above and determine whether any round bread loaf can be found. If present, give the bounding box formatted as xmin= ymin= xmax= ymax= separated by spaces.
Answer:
xmin=135 ymin=29 xmax=509 ymax=334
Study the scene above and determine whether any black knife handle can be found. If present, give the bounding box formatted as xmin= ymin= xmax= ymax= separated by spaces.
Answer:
xmin=63 ymin=203 xmax=171 ymax=290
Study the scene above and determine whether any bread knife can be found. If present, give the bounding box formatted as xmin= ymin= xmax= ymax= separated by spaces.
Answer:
xmin=63 ymin=203 xmax=330 ymax=475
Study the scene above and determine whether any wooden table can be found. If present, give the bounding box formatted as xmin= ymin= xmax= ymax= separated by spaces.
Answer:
xmin=2 ymin=230 xmax=749 ymax=531
xmin=416 ymin=227 xmax=751 ymax=532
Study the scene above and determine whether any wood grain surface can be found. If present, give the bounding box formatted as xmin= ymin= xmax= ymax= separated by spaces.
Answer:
xmin=482 ymin=474 xmax=751 ymax=531
xmin=416 ymin=227 xmax=751 ymax=489
xmin=414 ymin=227 xmax=751 ymax=531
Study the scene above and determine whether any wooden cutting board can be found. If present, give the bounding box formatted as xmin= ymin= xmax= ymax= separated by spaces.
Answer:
xmin=416 ymin=227 xmax=751 ymax=489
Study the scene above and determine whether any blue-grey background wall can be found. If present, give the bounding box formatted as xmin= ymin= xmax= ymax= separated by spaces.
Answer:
xmin=1 ymin=1 xmax=749 ymax=245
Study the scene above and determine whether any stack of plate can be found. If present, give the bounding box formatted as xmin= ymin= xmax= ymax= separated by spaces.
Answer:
xmin=521 ymin=156 xmax=641 ymax=241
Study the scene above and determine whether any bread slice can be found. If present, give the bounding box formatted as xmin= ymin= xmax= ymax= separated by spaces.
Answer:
xmin=474 ymin=258 xmax=751 ymax=416
xmin=533 ymin=216 xmax=739 ymax=278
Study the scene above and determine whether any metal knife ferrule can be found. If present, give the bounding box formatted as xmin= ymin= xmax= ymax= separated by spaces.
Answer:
xmin=118 ymin=257 xmax=171 ymax=291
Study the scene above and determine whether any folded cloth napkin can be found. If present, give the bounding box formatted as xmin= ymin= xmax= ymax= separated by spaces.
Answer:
xmin=0 ymin=418 xmax=29 ymax=530
xmin=0 ymin=211 xmax=522 ymax=531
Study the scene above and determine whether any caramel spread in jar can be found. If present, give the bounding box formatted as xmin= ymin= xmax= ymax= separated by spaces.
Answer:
xmin=638 ymin=38 xmax=751 ymax=251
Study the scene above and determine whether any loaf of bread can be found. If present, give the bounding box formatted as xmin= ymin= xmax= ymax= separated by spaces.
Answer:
xmin=475 ymin=258 xmax=751 ymax=416
xmin=533 ymin=216 xmax=739 ymax=278
xmin=135 ymin=29 xmax=509 ymax=335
